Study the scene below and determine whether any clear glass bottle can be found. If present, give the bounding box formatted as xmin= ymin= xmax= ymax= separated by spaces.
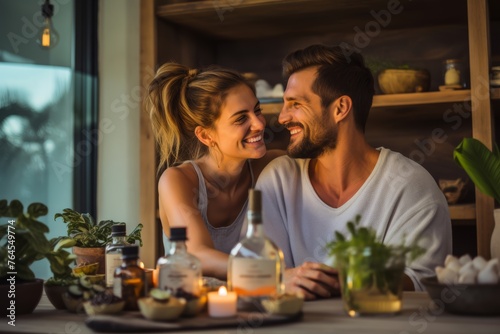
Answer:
xmin=156 ymin=227 xmax=202 ymax=298
xmin=228 ymin=189 xmax=284 ymax=302
xmin=113 ymin=245 xmax=145 ymax=310
xmin=105 ymin=224 xmax=130 ymax=287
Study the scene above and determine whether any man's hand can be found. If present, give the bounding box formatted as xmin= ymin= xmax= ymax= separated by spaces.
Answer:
xmin=284 ymin=262 xmax=340 ymax=300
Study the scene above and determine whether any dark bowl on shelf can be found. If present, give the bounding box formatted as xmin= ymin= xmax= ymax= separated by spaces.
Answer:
xmin=421 ymin=276 xmax=500 ymax=316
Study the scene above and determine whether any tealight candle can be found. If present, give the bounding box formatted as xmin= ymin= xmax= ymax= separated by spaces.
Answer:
xmin=208 ymin=286 xmax=237 ymax=317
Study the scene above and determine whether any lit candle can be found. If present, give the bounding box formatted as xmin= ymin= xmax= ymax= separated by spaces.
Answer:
xmin=208 ymin=286 xmax=237 ymax=317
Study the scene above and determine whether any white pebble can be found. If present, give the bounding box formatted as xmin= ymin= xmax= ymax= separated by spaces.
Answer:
xmin=472 ymin=256 xmax=487 ymax=271
xmin=445 ymin=255 xmax=458 ymax=267
xmin=458 ymin=261 xmax=476 ymax=276
xmin=458 ymin=254 xmax=472 ymax=265
xmin=436 ymin=266 xmax=458 ymax=284
xmin=486 ymin=258 xmax=499 ymax=275
xmin=477 ymin=261 xmax=499 ymax=284
xmin=458 ymin=271 xmax=476 ymax=284
xmin=446 ymin=259 xmax=462 ymax=272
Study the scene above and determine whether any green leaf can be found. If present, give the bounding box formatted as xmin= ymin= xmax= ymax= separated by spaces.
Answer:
xmin=8 ymin=200 xmax=23 ymax=217
xmin=27 ymin=202 xmax=48 ymax=218
xmin=454 ymin=138 xmax=500 ymax=203
xmin=52 ymin=237 xmax=77 ymax=251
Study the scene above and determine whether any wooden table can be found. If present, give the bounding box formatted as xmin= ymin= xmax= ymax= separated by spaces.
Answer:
xmin=1 ymin=292 xmax=499 ymax=334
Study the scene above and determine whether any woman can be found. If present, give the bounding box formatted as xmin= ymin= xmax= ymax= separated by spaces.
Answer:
xmin=147 ymin=63 xmax=282 ymax=279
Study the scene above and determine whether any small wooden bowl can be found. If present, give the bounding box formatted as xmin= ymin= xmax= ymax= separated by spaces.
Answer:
xmin=378 ymin=69 xmax=430 ymax=94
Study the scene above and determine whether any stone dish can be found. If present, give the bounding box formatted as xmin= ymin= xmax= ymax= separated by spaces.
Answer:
xmin=421 ymin=276 xmax=500 ymax=315
xmin=138 ymin=297 xmax=186 ymax=321
xmin=261 ymin=294 xmax=304 ymax=315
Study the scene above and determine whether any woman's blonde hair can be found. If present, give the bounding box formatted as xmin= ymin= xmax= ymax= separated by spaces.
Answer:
xmin=147 ymin=63 xmax=254 ymax=171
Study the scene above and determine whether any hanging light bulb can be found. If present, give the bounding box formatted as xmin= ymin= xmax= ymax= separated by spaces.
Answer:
xmin=38 ymin=0 xmax=59 ymax=49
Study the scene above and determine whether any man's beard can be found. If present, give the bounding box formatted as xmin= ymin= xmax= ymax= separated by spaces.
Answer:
xmin=287 ymin=109 xmax=337 ymax=159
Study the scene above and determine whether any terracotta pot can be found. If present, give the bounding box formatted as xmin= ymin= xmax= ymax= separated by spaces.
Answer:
xmin=73 ymin=246 xmax=106 ymax=274
xmin=0 ymin=278 xmax=43 ymax=316
xmin=44 ymin=284 xmax=68 ymax=310
xmin=491 ymin=209 xmax=500 ymax=261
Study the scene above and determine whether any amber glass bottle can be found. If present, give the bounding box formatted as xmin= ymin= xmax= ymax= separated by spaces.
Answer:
xmin=113 ymin=245 xmax=145 ymax=310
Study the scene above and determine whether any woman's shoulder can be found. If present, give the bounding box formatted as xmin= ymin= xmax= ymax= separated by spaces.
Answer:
xmin=158 ymin=162 xmax=198 ymax=191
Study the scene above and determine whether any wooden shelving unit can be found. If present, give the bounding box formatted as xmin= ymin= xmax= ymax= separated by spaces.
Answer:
xmin=140 ymin=0 xmax=497 ymax=263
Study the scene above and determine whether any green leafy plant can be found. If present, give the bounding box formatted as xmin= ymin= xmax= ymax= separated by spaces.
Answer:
xmin=453 ymin=137 xmax=500 ymax=204
xmin=0 ymin=199 xmax=76 ymax=283
xmin=54 ymin=208 xmax=143 ymax=248
xmin=325 ymin=215 xmax=424 ymax=309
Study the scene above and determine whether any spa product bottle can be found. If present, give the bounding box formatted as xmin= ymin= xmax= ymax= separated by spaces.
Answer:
xmin=113 ymin=245 xmax=145 ymax=310
xmin=156 ymin=227 xmax=202 ymax=298
xmin=228 ymin=189 xmax=284 ymax=300
xmin=105 ymin=224 xmax=130 ymax=287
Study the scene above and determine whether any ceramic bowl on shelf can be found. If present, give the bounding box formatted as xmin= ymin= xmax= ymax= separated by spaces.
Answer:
xmin=378 ymin=69 xmax=430 ymax=94
xmin=421 ymin=276 xmax=500 ymax=315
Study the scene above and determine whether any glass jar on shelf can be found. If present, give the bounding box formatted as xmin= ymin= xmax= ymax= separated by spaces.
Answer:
xmin=443 ymin=59 xmax=463 ymax=88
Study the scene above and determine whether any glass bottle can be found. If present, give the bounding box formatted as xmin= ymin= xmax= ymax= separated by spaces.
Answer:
xmin=105 ymin=224 xmax=130 ymax=287
xmin=228 ymin=189 xmax=284 ymax=303
xmin=156 ymin=227 xmax=202 ymax=298
xmin=113 ymin=245 xmax=145 ymax=310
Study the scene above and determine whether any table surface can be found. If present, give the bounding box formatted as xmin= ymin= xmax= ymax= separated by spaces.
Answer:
xmin=1 ymin=292 xmax=500 ymax=334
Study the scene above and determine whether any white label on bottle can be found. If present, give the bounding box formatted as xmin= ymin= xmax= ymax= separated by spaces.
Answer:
xmin=106 ymin=253 xmax=123 ymax=287
xmin=231 ymin=258 xmax=276 ymax=296
xmin=158 ymin=266 xmax=200 ymax=296
xmin=113 ymin=277 xmax=122 ymax=298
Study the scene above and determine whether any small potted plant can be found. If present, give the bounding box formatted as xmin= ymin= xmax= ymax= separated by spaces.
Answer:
xmin=325 ymin=215 xmax=424 ymax=317
xmin=453 ymin=137 xmax=500 ymax=259
xmin=54 ymin=208 xmax=143 ymax=274
xmin=0 ymin=200 xmax=52 ymax=315
xmin=43 ymin=236 xmax=78 ymax=309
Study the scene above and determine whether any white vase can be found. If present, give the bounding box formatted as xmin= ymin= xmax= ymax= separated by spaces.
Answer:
xmin=491 ymin=209 xmax=500 ymax=260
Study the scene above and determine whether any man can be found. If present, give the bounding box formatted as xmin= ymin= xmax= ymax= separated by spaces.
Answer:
xmin=256 ymin=44 xmax=451 ymax=300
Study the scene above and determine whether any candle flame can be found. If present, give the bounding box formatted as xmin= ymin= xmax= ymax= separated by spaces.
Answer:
xmin=139 ymin=261 xmax=145 ymax=269
xmin=218 ymin=286 xmax=228 ymax=296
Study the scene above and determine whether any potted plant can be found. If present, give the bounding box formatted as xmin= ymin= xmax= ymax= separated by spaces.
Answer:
xmin=43 ymin=236 xmax=78 ymax=309
xmin=54 ymin=208 xmax=143 ymax=274
xmin=0 ymin=199 xmax=51 ymax=315
xmin=453 ymin=137 xmax=500 ymax=259
xmin=325 ymin=215 xmax=424 ymax=317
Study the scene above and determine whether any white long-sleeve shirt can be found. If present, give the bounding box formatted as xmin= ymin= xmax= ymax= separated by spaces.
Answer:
xmin=256 ymin=148 xmax=452 ymax=291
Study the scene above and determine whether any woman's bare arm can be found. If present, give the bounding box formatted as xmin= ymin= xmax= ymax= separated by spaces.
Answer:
xmin=158 ymin=166 xmax=229 ymax=279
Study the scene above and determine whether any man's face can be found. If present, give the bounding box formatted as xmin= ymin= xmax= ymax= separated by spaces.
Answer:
xmin=280 ymin=67 xmax=337 ymax=159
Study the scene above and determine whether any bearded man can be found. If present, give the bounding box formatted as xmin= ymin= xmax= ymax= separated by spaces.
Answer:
xmin=256 ymin=44 xmax=451 ymax=300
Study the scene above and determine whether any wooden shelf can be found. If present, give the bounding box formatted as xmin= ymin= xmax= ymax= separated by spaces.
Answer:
xmin=261 ymin=90 xmax=473 ymax=113
xmin=156 ymin=0 xmax=466 ymax=40
xmin=449 ymin=203 xmax=476 ymax=220
xmin=372 ymin=90 xmax=471 ymax=108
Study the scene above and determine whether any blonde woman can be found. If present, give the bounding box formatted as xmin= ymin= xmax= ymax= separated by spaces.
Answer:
xmin=147 ymin=63 xmax=282 ymax=279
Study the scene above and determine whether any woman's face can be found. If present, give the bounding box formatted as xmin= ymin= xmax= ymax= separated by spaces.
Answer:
xmin=211 ymin=84 xmax=266 ymax=162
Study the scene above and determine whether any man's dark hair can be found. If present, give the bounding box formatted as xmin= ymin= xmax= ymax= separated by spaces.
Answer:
xmin=282 ymin=44 xmax=375 ymax=132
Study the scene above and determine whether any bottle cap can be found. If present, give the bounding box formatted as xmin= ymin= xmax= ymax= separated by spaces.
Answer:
xmin=248 ymin=189 xmax=262 ymax=212
xmin=121 ymin=245 xmax=139 ymax=259
xmin=111 ymin=224 xmax=126 ymax=236
xmin=169 ymin=227 xmax=187 ymax=241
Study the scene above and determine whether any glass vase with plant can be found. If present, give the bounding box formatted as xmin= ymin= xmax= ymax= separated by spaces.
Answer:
xmin=325 ymin=215 xmax=424 ymax=317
